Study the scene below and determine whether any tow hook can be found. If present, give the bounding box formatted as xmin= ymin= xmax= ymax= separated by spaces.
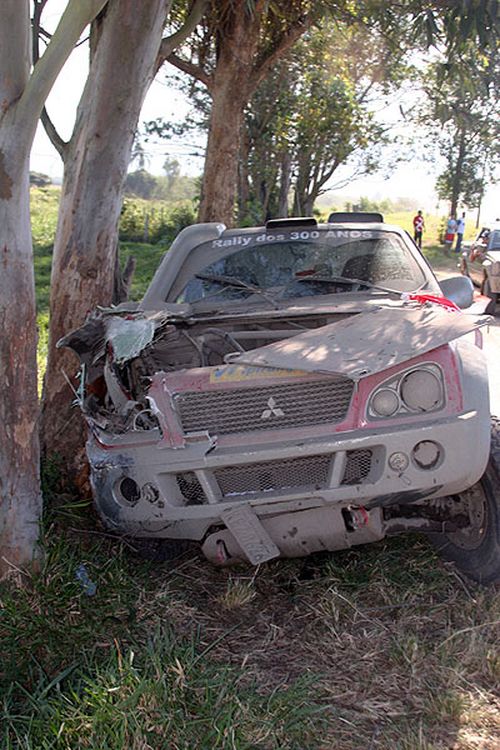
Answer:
xmin=343 ymin=506 xmax=369 ymax=532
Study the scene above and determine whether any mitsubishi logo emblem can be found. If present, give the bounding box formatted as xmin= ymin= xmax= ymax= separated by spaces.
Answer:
xmin=261 ymin=396 xmax=284 ymax=419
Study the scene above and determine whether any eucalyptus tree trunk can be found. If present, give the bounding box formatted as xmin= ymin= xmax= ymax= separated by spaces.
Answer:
xmin=450 ymin=128 xmax=467 ymax=218
xmin=292 ymin=154 xmax=318 ymax=217
xmin=42 ymin=0 xmax=171 ymax=482
xmin=198 ymin=8 xmax=258 ymax=226
xmin=199 ymin=83 xmax=250 ymax=225
xmin=168 ymin=1 xmax=308 ymax=227
xmin=292 ymin=158 xmax=309 ymax=216
xmin=0 ymin=123 xmax=41 ymax=577
xmin=238 ymin=128 xmax=251 ymax=223
xmin=277 ymin=151 xmax=292 ymax=218
xmin=0 ymin=0 xmax=108 ymax=578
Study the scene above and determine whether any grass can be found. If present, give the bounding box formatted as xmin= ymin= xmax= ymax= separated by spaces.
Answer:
xmin=1 ymin=523 xmax=499 ymax=749
xmin=0 ymin=495 xmax=324 ymax=749
xmin=5 ymin=191 xmax=497 ymax=748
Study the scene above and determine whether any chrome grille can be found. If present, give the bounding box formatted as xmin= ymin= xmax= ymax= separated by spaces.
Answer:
xmin=174 ymin=377 xmax=354 ymax=435
xmin=341 ymin=449 xmax=373 ymax=485
xmin=214 ymin=454 xmax=331 ymax=497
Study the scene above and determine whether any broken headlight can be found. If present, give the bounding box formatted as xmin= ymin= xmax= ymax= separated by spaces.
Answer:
xmin=368 ymin=364 xmax=445 ymax=419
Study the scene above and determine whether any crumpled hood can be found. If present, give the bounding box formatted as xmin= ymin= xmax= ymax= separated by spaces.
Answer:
xmin=232 ymin=305 xmax=489 ymax=380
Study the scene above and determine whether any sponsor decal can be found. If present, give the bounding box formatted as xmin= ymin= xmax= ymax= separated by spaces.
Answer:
xmin=211 ymin=229 xmax=373 ymax=248
xmin=210 ymin=365 xmax=307 ymax=383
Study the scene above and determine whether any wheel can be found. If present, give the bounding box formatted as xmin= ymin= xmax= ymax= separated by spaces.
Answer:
xmin=431 ymin=417 xmax=500 ymax=584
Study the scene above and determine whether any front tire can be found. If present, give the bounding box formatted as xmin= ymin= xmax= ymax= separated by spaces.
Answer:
xmin=431 ymin=418 xmax=500 ymax=584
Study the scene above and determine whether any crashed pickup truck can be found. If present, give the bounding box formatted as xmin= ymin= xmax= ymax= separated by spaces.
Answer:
xmin=60 ymin=213 xmax=500 ymax=583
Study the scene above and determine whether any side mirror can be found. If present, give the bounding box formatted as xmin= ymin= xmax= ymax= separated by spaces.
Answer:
xmin=439 ymin=275 xmax=474 ymax=309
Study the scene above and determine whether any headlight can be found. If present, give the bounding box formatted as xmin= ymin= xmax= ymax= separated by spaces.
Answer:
xmin=371 ymin=388 xmax=400 ymax=417
xmin=400 ymin=369 xmax=443 ymax=412
xmin=368 ymin=364 xmax=445 ymax=419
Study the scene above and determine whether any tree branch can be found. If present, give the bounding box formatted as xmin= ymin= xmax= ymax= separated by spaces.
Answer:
xmin=32 ymin=0 xmax=68 ymax=160
xmin=254 ymin=0 xmax=267 ymax=14
xmin=156 ymin=0 xmax=207 ymax=71
xmin=18 ymin=0 xmax=109 ymax=132
xmin=32 ymin=0 xmax=50 ymax=63
xmin=0 ymin=1 xmax=30 ymax=107
xmin=166 ymin=51 xmax=212 ymax=90
xmin=251 ymin=17 xmax=311 ymax=90
xmin=41 ymin=107 xmax=68 ymax=160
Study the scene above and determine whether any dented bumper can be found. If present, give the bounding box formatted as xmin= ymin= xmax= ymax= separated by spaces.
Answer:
xmin=87 ymin=403 xmax=489 ymax=542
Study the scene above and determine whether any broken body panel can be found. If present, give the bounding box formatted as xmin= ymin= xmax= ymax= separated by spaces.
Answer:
xmin=60 ymin=221 xmax=491 ymax=565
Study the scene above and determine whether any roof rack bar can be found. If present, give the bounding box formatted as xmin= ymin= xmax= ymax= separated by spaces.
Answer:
xmin=328 ymin=212 xmax=383 ymax=223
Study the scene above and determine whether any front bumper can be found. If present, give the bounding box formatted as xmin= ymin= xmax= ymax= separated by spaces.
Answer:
xmin=87 ymin=405 xmax=490 ymax=541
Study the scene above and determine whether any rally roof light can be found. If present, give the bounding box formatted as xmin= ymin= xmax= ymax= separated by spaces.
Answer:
xmin=328 ymin=212 xmax=384 ymax=223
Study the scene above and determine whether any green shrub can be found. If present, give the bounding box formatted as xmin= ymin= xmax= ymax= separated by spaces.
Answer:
xmin=119 ymin=198 xmax=196 ymax=244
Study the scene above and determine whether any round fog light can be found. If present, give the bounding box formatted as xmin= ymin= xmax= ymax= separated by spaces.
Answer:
xmin=388 ymin=451 xmax=409 ymax=473
xmin=412 ymin=440 xmax=441 ymax=470
xmin=119 ymin=477 xmax=141 ymax=505
xmin=371 ymin=388 xmax=400 ymax=417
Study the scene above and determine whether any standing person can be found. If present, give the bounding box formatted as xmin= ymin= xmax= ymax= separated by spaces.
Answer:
xmin=444 ymin=215 xmax=457 ymax=254
xmin=413 ymin=210 xmax=425 ymax=248
xmin=455 ymin=212 xmax=466 ymax=252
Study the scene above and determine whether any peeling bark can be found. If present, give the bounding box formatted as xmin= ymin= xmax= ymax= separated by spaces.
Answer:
xmin=0 ymin=150 xmax=14 ymax=199
xmin=0 ymin=130 xmax=42 ymax=578
xmin=198 ymin=4 xmax=259 ymax=226
xmin=41 ymin=0 xmax=171 ymax=478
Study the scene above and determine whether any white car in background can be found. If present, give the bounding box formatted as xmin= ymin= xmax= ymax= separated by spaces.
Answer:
xmin=461 ymin=222 xmax=500 ymax=311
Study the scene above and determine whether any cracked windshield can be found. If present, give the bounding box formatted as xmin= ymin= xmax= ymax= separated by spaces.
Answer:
xmin=177 ymin=229 xmax=427 ymax=304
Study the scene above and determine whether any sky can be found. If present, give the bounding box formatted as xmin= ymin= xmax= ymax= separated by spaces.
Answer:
xmin=30 ymin=0 xmax=499 ymax=223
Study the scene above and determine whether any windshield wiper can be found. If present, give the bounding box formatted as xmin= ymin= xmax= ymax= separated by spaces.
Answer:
xmin=194 ymin=273 xmax=279 ymax=309
xmin=293 ymin=274 xmax=404 ymax=296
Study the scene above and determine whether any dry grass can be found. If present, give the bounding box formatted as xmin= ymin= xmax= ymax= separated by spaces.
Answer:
xmin=141 ymin=538 xmax=500 ymax=750
xmin=2 ymin=504 xmax=499 ymax=748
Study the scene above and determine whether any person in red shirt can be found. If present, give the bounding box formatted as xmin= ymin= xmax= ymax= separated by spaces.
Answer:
xmin=413 ymin=210 xmax=425 ymax=249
